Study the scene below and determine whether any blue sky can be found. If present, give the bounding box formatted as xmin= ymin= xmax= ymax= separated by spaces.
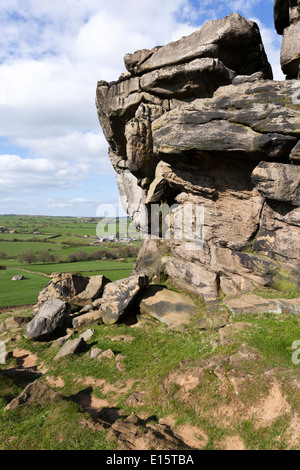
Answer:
xmin=0 ymin=0 xmax=283 ymax=217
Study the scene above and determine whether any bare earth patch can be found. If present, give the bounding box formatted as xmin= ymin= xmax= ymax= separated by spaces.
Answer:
xmin=221 ymin=435 xmax=246 ymax=450
xmin=286 ymin=413 xmax=300 ymax=448
xmin=249 ymin=380 xmax=291 ymax=427
xmin=46 ymin=376 xmax=65 ymax=388
xmin=77 ymin=376 xmax=137 ymax=397
xmin=9 ymin=347 xmax=48 ymax=374
xmin=159 ymin=416 xmax=208 ymax=449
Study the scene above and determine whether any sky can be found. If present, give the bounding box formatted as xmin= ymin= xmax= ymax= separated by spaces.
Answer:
xmin=0 ymin=0 xmax=284 ymax=217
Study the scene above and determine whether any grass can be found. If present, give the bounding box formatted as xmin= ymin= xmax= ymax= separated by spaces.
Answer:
xmin=0 ymin=304 xmax=299 ymax=449
xmin=0 ymin=307 xmax=299 ymax=450
xmin=0 ymin=374 xmax=113 ymax=450
xmin=0 ymin=214 xmax=140 ymax=307
xmin=0 ymin=260 xmax=135 ymax=307
xmin=0 ymin=270 xmax=49 ymax=306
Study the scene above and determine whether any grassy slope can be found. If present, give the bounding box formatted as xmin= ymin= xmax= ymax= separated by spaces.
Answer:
xmin=0 ymin=306 xmax=299 ymax=450
xmin=0 ymin=215 xmax=139 ymax=307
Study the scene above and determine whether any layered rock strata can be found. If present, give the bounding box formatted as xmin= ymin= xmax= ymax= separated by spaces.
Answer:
xmin=96 ymin=13 xmax=300 ymax=301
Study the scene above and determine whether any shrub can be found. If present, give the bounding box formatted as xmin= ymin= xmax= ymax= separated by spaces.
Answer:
xmin=18 ymin=252 xmax=37 ymax=265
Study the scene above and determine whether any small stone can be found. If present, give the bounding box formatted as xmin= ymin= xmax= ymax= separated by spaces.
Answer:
xmin=79 ymin=304 xmax=93 ymax=314
xmin=54 ymin=337 xmax=86 ymax=360
xmin=5 ymin=380 xmax=61 ymax=410
xmin=90 ymin=348 xmax=103 ymax=359
xmin=11 ymin=275 xmax=25 ymax=281
xmin=98 ymin=349 xmax=115 ymax=360
xmin=79 ymin=329 xmax=94 ymax=342
xmin=198 ymin=315 xmax=228 ymax=330
xmin=72 ymin=310 xmax=103 ymax=329
xmin=115 ymin=354 xmax=126 ymax=362
xmin=53 ymin=334 xmax=72 ymax=346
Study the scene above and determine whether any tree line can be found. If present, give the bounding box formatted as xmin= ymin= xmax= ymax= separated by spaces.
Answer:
xmin=1 ymin=245 xmax=139 ymax=265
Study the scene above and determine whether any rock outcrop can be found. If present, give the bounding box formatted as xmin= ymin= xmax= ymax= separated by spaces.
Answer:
xmin=274 ymin=0 xmax=300 ymax=78
xmin=24 ymin=298 xmax=70 ymax=340
xmin=96 ymin=12 xmax=300 ymax=302
xmin=33 ymin=272 xmax=111 ymax=314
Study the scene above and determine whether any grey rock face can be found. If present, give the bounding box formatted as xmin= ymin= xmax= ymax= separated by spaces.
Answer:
xmin=5 ymin=380 xmax=61 ymax=410
xmin=33 ymin=272 xmax=90 ymax=315
xmin=252 ymin=161 xmax=300 ymax=206
xmin=124 ymin=13 xmax=272 ymax=79
xmin=96 ymin=12 xmax=300 ymax=301
xmin=101 ymin=274 xmax=148 ymax=324
xmin=140 ymin=285 xmax=199 ymax=326
xmin=24 ymin=298 xmax=70 ymax=340
xmin=11 ymin=275 xmax=25 ymax=281
xmin=54 ymin=337 xmax=86 ymax=360
xmin=152 ymin=80 xmax=299 ymax=162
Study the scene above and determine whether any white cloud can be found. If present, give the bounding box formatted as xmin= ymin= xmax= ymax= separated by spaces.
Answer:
xmin=0 ymin=154 xmax=90 ymax=193
xmin=0 ymin=0 xmax=288 ymax=216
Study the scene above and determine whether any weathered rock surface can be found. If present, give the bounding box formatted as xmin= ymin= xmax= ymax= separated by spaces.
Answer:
xmin=71 ymin=275 xmax=111 ymax=307
xmin=140 ymin=285 xmax=198 ymax=326
xmin=252 ymin=161 xmax=300 ymax=206
xmin=96 ymin=12 xmax=300 ymax=303
xmin=0 ymin=316 xmax=29 ymax=334
xmin=11 ymin=275 xmax=25 ymax=281
xmin=107 ymin=414 xmax=191 ymax=450
xmin=274 ymin=0 xmax=300 ymax=77
xmin=5 ymin=380 xmax=61 ymax=410
xmin=33 ymin=273 xmax=90 ymax=315
xmin=54 ymin=337 xmax=86 ymax=360
xmin=124 ymin=13 xmax=272 ymax=78
xmin=225 ymin=295 xmax=282 ymax=315
xmin=24 ymin=299 xmax=70 ymax=340
xmin=101 ymin=275 xmax=148 ymax=324
xmin=72 ymin=309 xmax=103 ymax=329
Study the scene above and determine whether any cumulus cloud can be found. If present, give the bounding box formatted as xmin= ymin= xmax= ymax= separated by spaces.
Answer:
xmin=0 ymin=0 xmax=285 ymax=215
xmin=0 ymin=154 xmax=90 ymax=193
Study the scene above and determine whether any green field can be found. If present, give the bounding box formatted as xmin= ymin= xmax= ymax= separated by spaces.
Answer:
xmin=0 ymin=215 xmax=140 ymax=307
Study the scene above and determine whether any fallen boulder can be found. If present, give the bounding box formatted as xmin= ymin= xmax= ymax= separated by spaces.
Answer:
xmin=277 ymin=298 xmax=300 ymax=316
xmin=140 ymin=285 xmax=199 ymax=326
xmin=54 ymin=337 xmax=86 ymax=360
xmin=33 ymin=272 xmax=90 ymax=315
xmin=11 ymin=275 xmax=25 ymax=281
xmin=225 ymin=295 xmax=282 ymax=315
xmin=71 ymin=275 xmax=111 ymax=307
xmin=72 ymin=309 xmax=103 ymax=329
xmin=101 ymin=274 xmax=148 ymax=324
xmin=24 ymin=298 xmax=70 ymax=340
xmin=5 ymin=380 xmax=61 ymax=410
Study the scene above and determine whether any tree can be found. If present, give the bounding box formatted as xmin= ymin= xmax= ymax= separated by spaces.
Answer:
xmin=18 ymin=252 xmax=37 ymax=265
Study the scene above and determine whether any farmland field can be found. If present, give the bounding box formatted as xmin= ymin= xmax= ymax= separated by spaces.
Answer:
xmin=0 ymin=215 xmax=140 ymax=307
